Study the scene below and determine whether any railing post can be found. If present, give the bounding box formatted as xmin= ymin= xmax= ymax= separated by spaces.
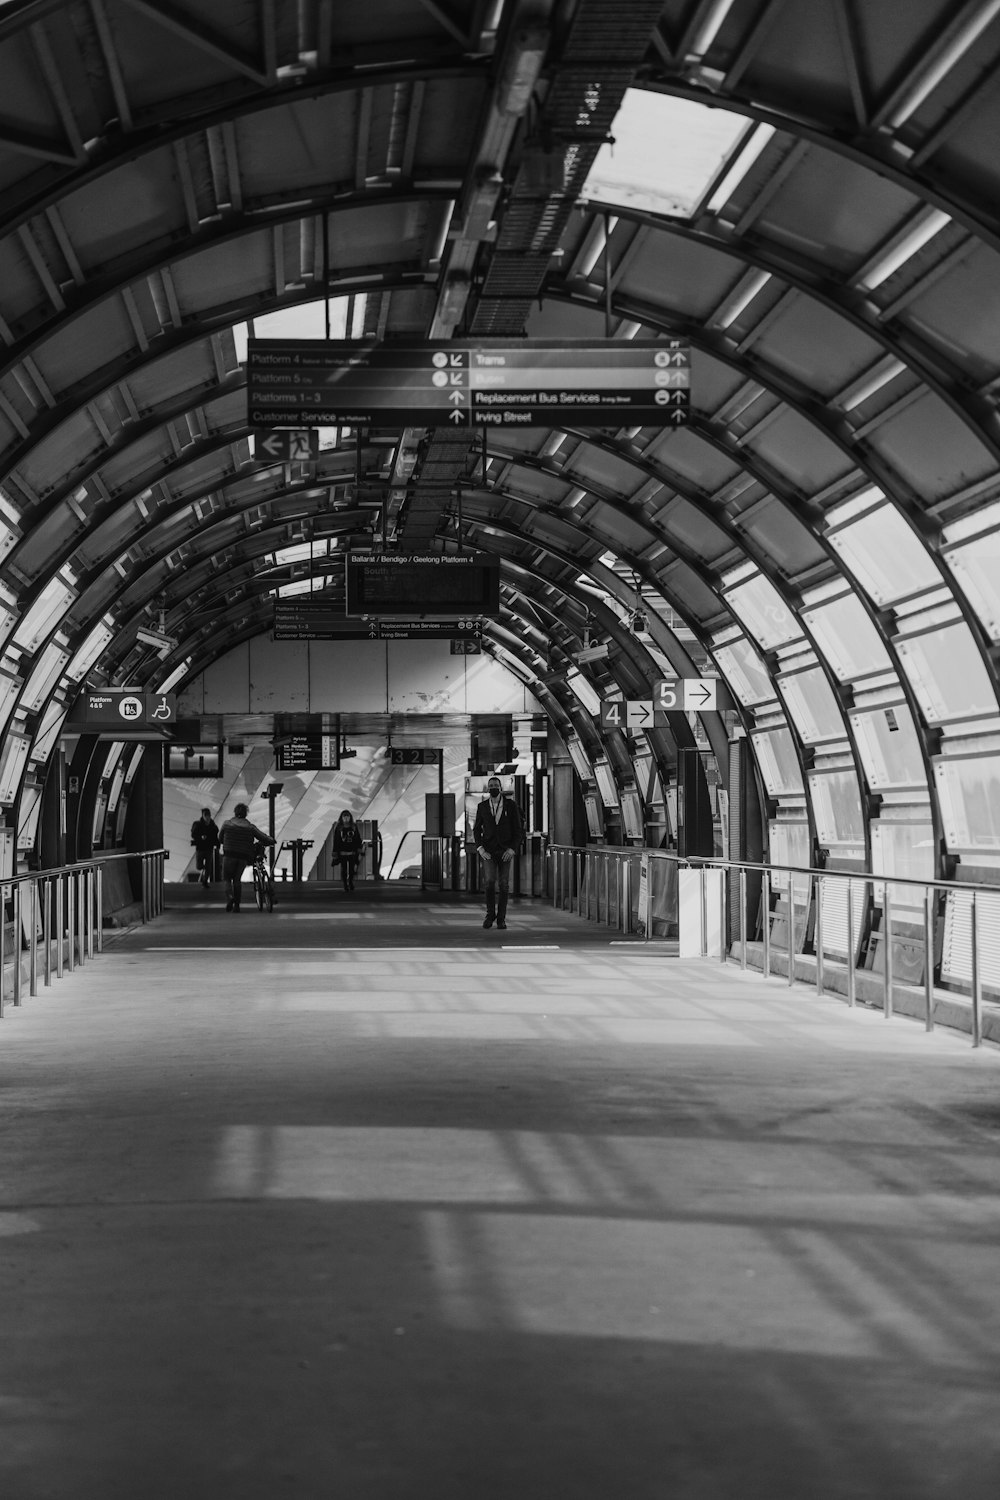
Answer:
xmin=43 ymin=877 xmax=52 ymax=986
xmin=720 ymin=867 xmax=728 ymax=963
xmin=12 ymin=881 xmax=23 ymax=1006
xmin=923 ymin=887 xmax=934 ymax=1031
xmin=739 ymin=868 xmax=747 ymax=969
xmin=56 ymin=873 xmax=64 ymax=978
xmin=700 ymin=865 xmax=708 ymax=957
xmin=883 ymin=887 xmax=893 ymax=1019
xmin=971 ymin=895 xmax=982 ymax=1049
xmin=622 ymin=860 xmax=631 ymax=935
xmin=0 ymin=881 xmax=7 ymax=1017
xmin=29 ymin=878 xmax=39 ymax=996
xmin=787 ymin=878 xmax=796 ymax=987
xmin=77 ymin=872 xmax=87 ymax=966
xmin=846 ymin=878 xmax=856 ymax=1008
xmin=762 ymin=871 xmax=771 ymax=979
xmin=815 ymin=875 xmax=824 ymax=995
xmin=67 ymin=871 xmax=76 ymax=972
xmin=96 ymin=865 xmax=104 ymax=953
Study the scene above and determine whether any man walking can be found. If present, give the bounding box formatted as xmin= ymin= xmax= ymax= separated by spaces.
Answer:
xmin=219 ymin=802 xmax=275 ymax=912
xmin=190 ymin=806 xmax=219 ymax=886
xmin=472 ymin=775 xmax=523 ymax=931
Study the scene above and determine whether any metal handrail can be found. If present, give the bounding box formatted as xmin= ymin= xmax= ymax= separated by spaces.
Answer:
xmin=0 ymin=848 xmax=167 ymax=1017
xmin=545 ymin=843 xmax=999 ymax=1047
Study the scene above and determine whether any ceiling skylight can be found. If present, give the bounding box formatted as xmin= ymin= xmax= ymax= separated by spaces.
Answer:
xmin=581 ymin=90 xmax=748 ymax=218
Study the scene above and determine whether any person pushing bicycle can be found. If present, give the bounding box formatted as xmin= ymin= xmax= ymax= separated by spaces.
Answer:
xmin=219 ymin=803 xmax=275 ymax=913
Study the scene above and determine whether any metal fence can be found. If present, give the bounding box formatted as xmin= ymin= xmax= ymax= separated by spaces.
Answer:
xmin=546 ymin=844 xmax=999 ymax=1048
xmin=0 ymin=849 xmax=166 ymax=1017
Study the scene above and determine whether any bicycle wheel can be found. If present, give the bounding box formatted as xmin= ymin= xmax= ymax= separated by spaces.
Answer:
xmin=263 ymin=872 xmax=274 ymax=913
xmin=253 ymin=862 xmax=265 ymax=911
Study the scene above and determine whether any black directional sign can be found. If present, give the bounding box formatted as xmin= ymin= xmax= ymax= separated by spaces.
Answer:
xmin=247 ymin=338 xmax=691 ymax=430
xmin=390 ymin=747 xmax=441 ymax=766
xmin=76 ymin=690 xmax=178 ymax=727
xmin=274 ymin=733 xmax=338 ymax=770
xmin=273 ymin=601 xmax=485 ymax=640
xmin=254 ymin=428 xmax=320 ymax=462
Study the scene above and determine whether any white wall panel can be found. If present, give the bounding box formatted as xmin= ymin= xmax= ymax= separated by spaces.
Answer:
xmin=387 ymin=640 xmax=464 ymax=710
xmin=249 ymin=637 xmax=310 ymax=710
xmin=179 ymin=637 xmax=541 ymax=713
xmin=200 ymin=641 xmax=251 ymax=713
xmin=308 ymin=640 xmax=388 ymax=710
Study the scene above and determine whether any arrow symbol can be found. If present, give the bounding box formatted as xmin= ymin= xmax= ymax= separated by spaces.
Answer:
xmin=690 ymin=685 xmax=711 ymax=705
xmin=449 ymin=409 xmax=466 ymax=424
xmin=260 ymin=434 xmax=282 ymax=457
xmin=449 ymin=354 xmax=465 ymax=366
xmin=671 ymin=409 xmax=686 ymax=423
xmin=670 ymin=351 xmax=687 ymax=366
xmin=449 ymin=390 xmax=464 ymax=404
xmin=634 ymin=704 xmax=651 ymax=725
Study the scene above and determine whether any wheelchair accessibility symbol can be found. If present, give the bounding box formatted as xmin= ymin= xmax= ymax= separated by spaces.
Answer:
xmin=118 ymin=695 xmax=143 ymax=721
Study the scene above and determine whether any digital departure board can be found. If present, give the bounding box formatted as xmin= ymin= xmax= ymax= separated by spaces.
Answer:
xmin=247 ymin=338 xmax=691 ymax=430
xmin=344 ymin=552 xmax=500 ymax=618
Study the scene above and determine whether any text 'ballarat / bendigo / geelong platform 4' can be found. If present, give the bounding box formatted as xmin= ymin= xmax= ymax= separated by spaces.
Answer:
xmin=247 ymin=339 xmax=691 ymax=430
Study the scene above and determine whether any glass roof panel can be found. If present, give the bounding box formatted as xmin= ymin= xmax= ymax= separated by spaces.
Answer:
xmin=582 ymin=91 xmax=747 ymax=219
xmin=827 ymin=506 xmax=940 ymax=605
xmin=944 ymin=530 xmax=1000 ymax=640
xmin=896 ymin=623 xmax=998 ymax=722
xmin=802 ymin=595 xmax=891 ymax=681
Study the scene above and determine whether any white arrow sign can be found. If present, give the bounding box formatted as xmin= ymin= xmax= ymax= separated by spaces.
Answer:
xmin=626 ymin=700 xmax=653 ymax=728
xmin=683 ymin=678 xmax=717 ymax=710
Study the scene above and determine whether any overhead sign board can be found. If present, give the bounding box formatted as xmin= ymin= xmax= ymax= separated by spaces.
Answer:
xmin=76 ymin=690 xmax=177 ymax=727
xmin=600 ymin=679 xmax=723 ymax=728
xmin=274 ymin=734 xmax=338 ymax=771
xmin=345 ymin=552 xmax=500 ymax=618
xmin=254 ymin=428 xmax=320 ymax=462
xmin=248 ymin=338 xmax=690 ymax=430
xmin=390 ymin=747 xmax=441 ymax=766
xmin=273 ymin=601 xmax=484 ymax=640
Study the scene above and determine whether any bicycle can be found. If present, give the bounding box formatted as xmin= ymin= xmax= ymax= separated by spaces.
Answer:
xmin=251 ymin=850 xmax=275 ymax=912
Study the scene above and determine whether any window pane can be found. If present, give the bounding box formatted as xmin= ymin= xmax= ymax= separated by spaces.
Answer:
xmin=828 ymin=508 xmax=940 ymax=604
xmin=715 ymin=638 xmax=773 ymax=705
xmin=871 ymin=821 xmax=936 ymax=915
xmin=896 ymin=625 xmax=998 ymax=722
xmin=945 ymin=534 xmax=1000 ymax=641
xmin=753 ymin=728 xmax=803 ymax=795
xmin=778 ymin=668 xmax=844 ymax=743
xmin=802 ymin=595 xmax=891 ymax=680
xmin=725 ymin=575 xmax=799 ymax=649
xmin=935 ymin=756 xmax=1000 ymax=849
xmin=768 ymin=820 xmax=811 ymax=890
xmin=849 ymin=704 xmax=926 ymax=789
xmin=809 ymin=770 xmax=865 ymax=845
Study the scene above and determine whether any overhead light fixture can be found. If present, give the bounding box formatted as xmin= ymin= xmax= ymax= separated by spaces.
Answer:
xmin=463 ymin=167 xmax=504 ymax=239
xmin=687 ymin=0 xmax=739 ymax=57
xmin=713 ymin=268 xmax=771 ymax=329
xmin=540 ymin=432 xmax=567 ymax=457
xmin=856 ymin=207 xmax=951 ymax=290
xmin=839 ymin=357 xmax=907 ymax=412
xmin=438 ymin=272 xmax=471 ymax=322
xmin=705 ymin=123 xmax=775 ymax=214
xmin=578 ymin=216 xmax=618 ymax=279
xmin=887 ymin=0 xmax=1000 ymax=126
xmin=496 ymin=24 xmax=548 ymax=116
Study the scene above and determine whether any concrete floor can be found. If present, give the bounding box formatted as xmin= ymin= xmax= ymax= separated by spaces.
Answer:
xmin=2 ymin=885 xmax=1000 ymax=1499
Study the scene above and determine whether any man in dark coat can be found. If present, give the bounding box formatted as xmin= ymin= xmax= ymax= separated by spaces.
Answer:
xmin=472 ymin=775 xmax=524 ymax=930
xmin=219 ymin=803 xmax=275 ymax=912
xmin=190 ymin=807 xmax=219 ymax=886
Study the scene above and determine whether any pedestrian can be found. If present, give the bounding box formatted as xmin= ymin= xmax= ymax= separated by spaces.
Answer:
xmin=332 ymin=809 xmax=365 ymax=891
xmin=190 ymin=806 xmax=219 ymax=886
xmin=472 ymin=775 xmax=523 ymax=930
xmin=219 ymin=802 xmax=275 ymax=912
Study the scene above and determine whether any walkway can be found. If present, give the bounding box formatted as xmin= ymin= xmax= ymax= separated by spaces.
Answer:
xmin=2 ymin=887 xmax=999 ymax=1499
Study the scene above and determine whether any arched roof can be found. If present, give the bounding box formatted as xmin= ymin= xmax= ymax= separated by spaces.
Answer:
xmin=1 ymin=0 xmax=999 ymax=880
